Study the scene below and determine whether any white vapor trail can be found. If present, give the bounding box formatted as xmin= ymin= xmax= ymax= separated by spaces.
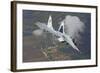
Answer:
xmin=64 ymin=15 xmax=85 ymax=42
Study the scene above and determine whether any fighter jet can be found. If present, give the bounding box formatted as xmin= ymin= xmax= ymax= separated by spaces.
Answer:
xmin=35 ymin=15 xmax=80 ymax=52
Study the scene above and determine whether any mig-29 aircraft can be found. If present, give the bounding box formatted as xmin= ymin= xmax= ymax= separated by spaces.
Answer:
xmin=35 ymin=15 xmax=80 ymax=52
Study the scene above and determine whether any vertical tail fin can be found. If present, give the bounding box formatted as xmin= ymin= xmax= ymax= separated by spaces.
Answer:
xmin=47 ymin=15 xmax=53 ymax=30
xmin=58 ymin=21 xmax=64 ymax=34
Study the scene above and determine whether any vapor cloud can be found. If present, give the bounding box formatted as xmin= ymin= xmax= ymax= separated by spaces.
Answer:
xmin=32 ymin=29 xmax=43 ymax=36
xmin=64 ymin=15 xmax=85 ymax=42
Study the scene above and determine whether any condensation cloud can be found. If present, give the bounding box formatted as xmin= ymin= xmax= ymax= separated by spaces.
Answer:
xmin=32 ymin=29 xmax=43 ymax=36
xmin=64 ymin=15 xmax=85 ymax=42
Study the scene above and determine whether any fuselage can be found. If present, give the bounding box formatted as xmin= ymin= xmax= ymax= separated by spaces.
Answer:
xmin=35 ymin=15 xmax=80 ymax=52
xmin=35 ymin=22 xmax=79 ymax=52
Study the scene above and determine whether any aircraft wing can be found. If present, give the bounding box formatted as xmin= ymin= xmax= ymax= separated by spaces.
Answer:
xmin=63 ymin=34 xmax=80 ymax=52
xmin=35 ymin=22 xmax=48 ymax=30
xmin=35 ymin=22 xmax=57 ymax=34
